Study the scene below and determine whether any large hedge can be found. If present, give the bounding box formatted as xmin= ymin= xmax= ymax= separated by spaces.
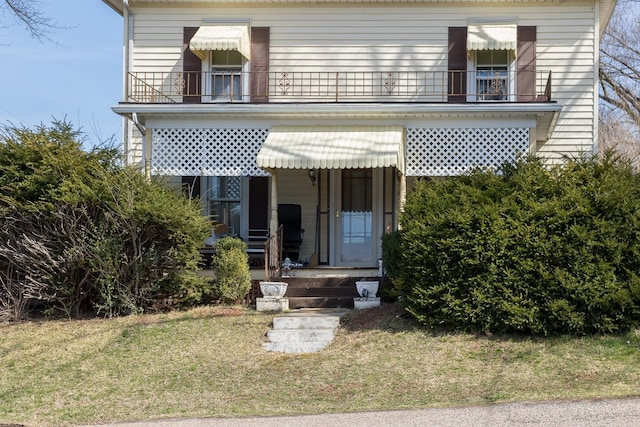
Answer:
xmin=0 ymin=121 xmax=211 ymax=319
xmin=385 ymin=154 xmax=640 ymax=335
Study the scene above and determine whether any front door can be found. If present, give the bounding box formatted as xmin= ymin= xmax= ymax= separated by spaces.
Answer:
xmin=334 ymin=169 xmax=378 ymax=267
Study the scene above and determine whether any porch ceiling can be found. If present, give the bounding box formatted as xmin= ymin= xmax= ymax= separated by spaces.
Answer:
xmin=256 ymin=125 xmax=405 ymax=172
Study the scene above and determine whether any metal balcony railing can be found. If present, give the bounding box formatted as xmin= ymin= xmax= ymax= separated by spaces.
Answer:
xmin=126 ymin=70 xmax=552 ymax=104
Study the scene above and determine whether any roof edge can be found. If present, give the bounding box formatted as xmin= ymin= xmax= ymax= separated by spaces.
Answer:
xmin=102 ymin=0 xmax=124 ymax=15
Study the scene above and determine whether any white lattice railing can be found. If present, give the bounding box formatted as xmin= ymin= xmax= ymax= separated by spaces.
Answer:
xmin=152 ymin=128 xmax=269 ymax=176
xmin=405 ymin=128 xmax=530 ymax=176
xmin=151 ymin=127 xmax=530 ymax=177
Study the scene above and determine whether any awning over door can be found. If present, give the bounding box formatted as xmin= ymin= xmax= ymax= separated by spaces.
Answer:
xmin=467 ymin=22 xmax=517 ymax=51
xmin=189 ymin=25 xmax=251 ymax=60
xmin=257 ymin=126 xmax=405 ymax=173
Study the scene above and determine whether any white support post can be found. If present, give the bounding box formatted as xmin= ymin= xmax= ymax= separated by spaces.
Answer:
xmin=398 ymin=170 xmax=407 ymax=230
xmin=269 ymin=169 xmax=279 ymax=235
xmin=144 ymin=127 xmax=152 ymax=179
xmin=267 ymin=169 xmax=280 ymax=272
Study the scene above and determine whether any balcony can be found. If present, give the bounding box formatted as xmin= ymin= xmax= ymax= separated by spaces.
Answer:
xmin=126 ymin=70 xmax=552 ymax=104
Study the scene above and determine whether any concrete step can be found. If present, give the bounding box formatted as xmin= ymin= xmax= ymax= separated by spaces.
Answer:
xmin=266 ymin=328 xmax=336 ymax=343
xmin=262 ymin=341 xmax=331 ymax=353
xmin=272 ymin=314 xmax=341 ymax=330
xmin=264 ymin=309 xmax=349 ymax=353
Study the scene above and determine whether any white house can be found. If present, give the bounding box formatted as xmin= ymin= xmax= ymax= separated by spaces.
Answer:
xmin=102 ymin=0 xmax=615 ymax=269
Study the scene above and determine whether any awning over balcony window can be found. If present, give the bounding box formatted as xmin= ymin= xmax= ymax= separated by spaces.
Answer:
xmin=189 ymin=25 xmax=251 ymax=60
xmin=257 ymin=126 xmax=405 ymax=173
xmin=467 ymin=22 xmax=517 ymax=51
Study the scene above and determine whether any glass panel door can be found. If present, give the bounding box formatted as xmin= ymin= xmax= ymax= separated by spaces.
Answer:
xmin=337 ymin=169 xmax=375 ymax=265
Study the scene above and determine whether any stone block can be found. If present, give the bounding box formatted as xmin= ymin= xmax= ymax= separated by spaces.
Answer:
xmin=256 ymin=297 xmax=289 ymax=312
xmin=353 ymin=297 xmax=381 ymax=310
xmin=266 ymin=329 xmax=335 ymax=343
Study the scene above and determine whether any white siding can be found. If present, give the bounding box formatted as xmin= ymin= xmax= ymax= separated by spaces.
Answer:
xmin=126 ymin=0 xmax=597 ymax=160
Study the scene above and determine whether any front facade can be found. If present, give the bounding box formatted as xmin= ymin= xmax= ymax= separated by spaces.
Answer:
xmin=103 ymin=0 xmax=615 ymax=268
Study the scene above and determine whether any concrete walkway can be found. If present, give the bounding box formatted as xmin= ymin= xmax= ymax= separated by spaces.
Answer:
xmin=88 ymin=397 xmax=640 ymax=427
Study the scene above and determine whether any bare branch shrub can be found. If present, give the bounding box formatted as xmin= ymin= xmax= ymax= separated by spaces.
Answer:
xmin=0 ymin=121 xmax=211 ymax=320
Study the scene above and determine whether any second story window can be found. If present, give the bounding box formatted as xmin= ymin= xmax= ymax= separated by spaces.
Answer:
xmin=475 ymin=50 xmax=510 ymax=101
xmin=465 ymin=21 xmax=517 ymax=102
xmin=210 ymin=50 xmax=243 ymax=102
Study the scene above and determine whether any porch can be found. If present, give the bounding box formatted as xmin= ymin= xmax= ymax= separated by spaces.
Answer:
xmin=135 ymin=112 xmax=560 ymax=272
xmin=116 ymin=93 xmax=562 ymax=296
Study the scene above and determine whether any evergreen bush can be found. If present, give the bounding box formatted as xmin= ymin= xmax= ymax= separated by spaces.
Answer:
xmin=210 ymin=237 xmax=252 ymax=303
xmin=387 ymin=153 xmax=640 ymax=335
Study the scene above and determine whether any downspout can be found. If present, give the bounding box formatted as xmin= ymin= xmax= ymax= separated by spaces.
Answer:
xmin=123 ymin=0 xmax=135 ymax=166
xmin=123 ymin=3 xmax=150 ymax=173
xmin=593 ymin=0 xmax=601 ymax=155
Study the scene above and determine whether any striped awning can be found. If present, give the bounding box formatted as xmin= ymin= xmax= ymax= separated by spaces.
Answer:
xmin=467 ymin=22 xmax=517 ymax=51
xmin=189 ymin=25 xmax=251 ymax=60
xmin=257 ymin=126 xmax=405 ymax=173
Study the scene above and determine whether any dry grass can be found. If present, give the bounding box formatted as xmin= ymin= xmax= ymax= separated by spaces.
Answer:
xmin=1 ymin=303 xmax=639 ymax=426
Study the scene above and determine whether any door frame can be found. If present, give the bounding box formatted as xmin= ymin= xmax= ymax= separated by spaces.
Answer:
xmin=330 ymin=168 xmax=383 ymax=267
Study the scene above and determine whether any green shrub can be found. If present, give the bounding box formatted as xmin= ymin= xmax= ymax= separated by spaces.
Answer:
xmin=210 ymin=237 xmax=252 ymax=303
xmin=390 ymin=153 xmax=640 ymax=335
xmin=0 ymin=121 xmax=210 ymax=319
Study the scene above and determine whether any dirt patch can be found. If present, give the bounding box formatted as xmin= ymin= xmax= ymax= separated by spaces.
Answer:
xmin=209 ymin=307 xmax=246 ymax=317
xmin=341 ymin=302 xmax=413 ymax=331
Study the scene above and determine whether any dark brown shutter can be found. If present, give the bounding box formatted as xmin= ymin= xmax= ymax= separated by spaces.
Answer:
xmin=251 ymin=27 xmax=270 ymax=103
xmin=183 ymin=27 xmax=202 ymax=104
xmin=517 ymin=26 xmax=537 ymax=102
xmin=448 ymin=27 xmax=467 ymax=103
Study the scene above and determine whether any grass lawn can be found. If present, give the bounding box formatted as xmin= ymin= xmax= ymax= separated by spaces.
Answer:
xmin=1 ymin=303 xmax=639 ymax=426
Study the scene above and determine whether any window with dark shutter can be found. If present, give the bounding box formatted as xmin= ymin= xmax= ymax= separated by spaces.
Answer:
xmin=449 ymin=25 xmax=537 ymax=103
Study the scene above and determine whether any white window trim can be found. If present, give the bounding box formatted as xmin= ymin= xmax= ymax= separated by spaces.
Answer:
xmin=201 ymin=51 xmax=250 ymax=103
xmin=466 ymin=50 xmax=516 ymax=102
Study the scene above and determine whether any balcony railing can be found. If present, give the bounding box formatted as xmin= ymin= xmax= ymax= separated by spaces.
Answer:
xmin=126 ymin=70 xmax=552 ymax=104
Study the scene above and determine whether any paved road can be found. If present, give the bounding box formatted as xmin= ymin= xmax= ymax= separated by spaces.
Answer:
xmin=89 ymin=397 xmax=640 ymax=426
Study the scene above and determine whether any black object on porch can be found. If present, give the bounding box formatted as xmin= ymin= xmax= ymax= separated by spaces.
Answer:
xmin=278 ymin=204 xmax=304 ymax=261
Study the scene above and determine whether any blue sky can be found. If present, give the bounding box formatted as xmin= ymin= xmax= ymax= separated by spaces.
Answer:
xmin=0 ymin=1 xmax=122 ymax=149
